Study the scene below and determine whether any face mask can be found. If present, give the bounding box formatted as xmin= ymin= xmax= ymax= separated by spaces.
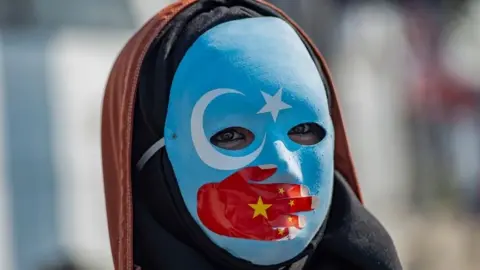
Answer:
xmin=137 ymin=17 xmax=334 ymax=266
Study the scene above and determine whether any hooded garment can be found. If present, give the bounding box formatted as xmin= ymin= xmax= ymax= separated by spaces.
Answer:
xmin=101 ymin=0 xmax=402 ymax=269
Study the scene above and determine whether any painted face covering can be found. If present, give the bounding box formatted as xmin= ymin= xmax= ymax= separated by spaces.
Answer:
xmin=137 ymin=17 xmax=334 ymax=266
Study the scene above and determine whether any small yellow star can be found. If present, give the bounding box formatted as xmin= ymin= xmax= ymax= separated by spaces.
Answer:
xmin=289 ymin=200 xmax=295 ymax=207
xmin=287 ymin=216 xmax=293 ymax=223
xmin=278 ymin=228 xmax=285 ymax=235
xmin=248 ymin=196 xmax=272 ymax=219
xmin=278 ymin=188 xmax=285 ymax=195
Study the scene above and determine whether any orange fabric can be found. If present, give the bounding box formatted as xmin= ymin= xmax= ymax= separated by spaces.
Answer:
xmin=101 ymin=1 xmax=361 ymax=269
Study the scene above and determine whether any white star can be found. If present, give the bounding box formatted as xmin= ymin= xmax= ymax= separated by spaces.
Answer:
xmin=256 ymin=88 xmax=292 ymax=122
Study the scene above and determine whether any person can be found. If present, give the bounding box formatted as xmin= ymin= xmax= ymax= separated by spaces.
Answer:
xmin=101 ymin=0 xmax=402 ymax=269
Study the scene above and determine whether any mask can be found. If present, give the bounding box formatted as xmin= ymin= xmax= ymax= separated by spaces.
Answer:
xmin=138 ymin=17 xmax=334 ymax=266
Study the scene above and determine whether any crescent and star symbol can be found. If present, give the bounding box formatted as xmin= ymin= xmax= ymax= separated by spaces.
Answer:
xmin=190 ymin=87 xmax=292 ymax=170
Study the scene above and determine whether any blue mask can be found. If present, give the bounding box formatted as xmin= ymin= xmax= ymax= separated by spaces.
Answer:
xmin=138 ymin=17 xmax=334 ymax=266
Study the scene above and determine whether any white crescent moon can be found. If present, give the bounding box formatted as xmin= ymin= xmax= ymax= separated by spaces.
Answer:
xmin=191 ymin=88 xmax=266 ymax=171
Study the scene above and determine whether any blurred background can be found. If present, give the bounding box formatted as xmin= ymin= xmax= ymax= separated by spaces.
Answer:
xmin=0 ymin=0 xmax=479 ymax=269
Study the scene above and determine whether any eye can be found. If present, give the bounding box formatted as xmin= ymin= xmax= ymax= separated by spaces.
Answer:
xmin=288 ymin=123 xmax=326 ymax=145
xmin=210 ymin=127 xmax=255 ymax=150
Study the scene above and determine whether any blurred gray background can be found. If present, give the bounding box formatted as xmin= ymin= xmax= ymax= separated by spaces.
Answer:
xmin=0 ymin=0 xmax=479 ymax=269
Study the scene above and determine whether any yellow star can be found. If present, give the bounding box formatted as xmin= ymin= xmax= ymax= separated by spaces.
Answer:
xmin=287 ymin=216 xmax=293 ymax=223
xmin=278 ymin=228 xmax=285 ymax=235
xmin=278 ymin=188 xmax=285 ymax=195
xmin=248 ymin=196 xmax=272 ymax=219
xmin=289 ymin=200 xmax=295 ymax=207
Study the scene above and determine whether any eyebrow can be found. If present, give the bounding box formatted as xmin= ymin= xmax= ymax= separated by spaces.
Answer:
xmin=136 ymin=137 xmax=165 ymax=171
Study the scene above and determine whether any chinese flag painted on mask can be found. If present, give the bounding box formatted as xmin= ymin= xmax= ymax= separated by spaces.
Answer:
xmin=197 ymin=166 xmax=317 ymax=241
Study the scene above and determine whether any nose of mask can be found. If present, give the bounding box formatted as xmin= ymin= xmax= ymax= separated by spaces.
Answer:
xmin=269 ymin=140 xmax=303 ymax=183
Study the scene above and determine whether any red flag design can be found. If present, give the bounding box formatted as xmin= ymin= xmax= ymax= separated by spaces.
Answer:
xmin=197 ymin=165 xmax=318 ymax=241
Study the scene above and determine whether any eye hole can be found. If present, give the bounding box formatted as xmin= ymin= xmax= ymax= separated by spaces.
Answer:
xmin=288 ymin=123 xmax=326 ymax=145
xmin=210 ymin=127 xmax=255 ymax=150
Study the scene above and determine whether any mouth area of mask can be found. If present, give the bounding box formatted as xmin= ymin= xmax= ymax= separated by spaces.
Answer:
xmin=197 ymin=164 xmax=319 ymax=242
xmin=139 ymin=17 xmax=335 ymax=265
